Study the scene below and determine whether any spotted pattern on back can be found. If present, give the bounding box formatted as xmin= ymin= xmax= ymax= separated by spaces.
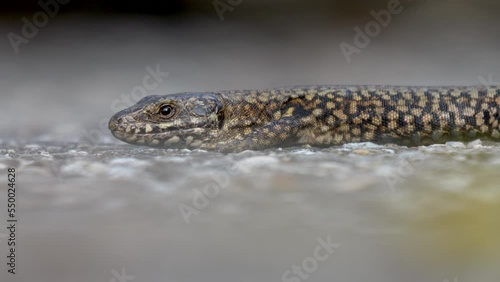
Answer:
xmin=109 ymin=85 xmax=500 ymax=152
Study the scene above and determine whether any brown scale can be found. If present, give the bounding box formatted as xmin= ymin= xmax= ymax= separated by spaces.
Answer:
xmin=108 ymin=85 xmax=500 ymax=152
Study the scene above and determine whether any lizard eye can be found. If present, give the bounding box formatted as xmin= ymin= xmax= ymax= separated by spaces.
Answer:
xmin=159 ymin=105 xmax=176 ymax=118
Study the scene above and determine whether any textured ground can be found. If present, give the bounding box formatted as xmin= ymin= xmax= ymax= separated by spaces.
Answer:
xmin=1 ymin=141 xmax=500 ymax=282
xmin=1 ymin=3 xmax=500 ymax=281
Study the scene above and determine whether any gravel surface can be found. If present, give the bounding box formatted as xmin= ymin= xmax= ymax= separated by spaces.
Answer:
xmin=1 ymin=141 xmax=499 ymax=282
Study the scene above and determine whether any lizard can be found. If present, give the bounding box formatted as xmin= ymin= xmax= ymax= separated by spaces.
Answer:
xmin=108 ymin=85 xmax=500 ymax=152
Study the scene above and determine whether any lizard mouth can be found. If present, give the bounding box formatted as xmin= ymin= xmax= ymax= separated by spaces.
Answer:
xmin=109 ymin=118 xmax=212 ymax=148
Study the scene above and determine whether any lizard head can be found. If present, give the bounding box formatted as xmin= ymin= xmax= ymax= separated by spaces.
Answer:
xmin=109 ymin=93 xmax=224 ymax=149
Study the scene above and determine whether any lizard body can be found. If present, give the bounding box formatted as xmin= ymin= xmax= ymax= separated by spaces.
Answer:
xmin=108 ymin=85 xmax=500 ymax=152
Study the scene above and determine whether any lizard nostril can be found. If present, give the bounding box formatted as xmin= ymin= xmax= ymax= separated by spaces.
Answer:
xmin=109 ymin=115 xmax=124 ymax=131
xmin=108 ymin=118 xmax=118 ymax=131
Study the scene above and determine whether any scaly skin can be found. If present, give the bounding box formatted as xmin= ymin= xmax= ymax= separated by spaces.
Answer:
xmin=108 ymin=85 xmax=500 ymax=152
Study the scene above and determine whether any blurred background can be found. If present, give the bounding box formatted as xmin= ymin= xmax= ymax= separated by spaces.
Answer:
xmin=1 ymin=1 xmax=500 ymax=282
xmin=1 ymin=0 xmax=500 ymax=144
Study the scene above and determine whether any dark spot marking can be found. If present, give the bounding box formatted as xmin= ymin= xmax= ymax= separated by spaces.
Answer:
xmin=448 ymin=112 xmax=456 ymax=128
xmin=439 ymin=101 xmax=449 ymax=112
xmin=397 ymin=112 xmax=408 ymax=127
xmin=483 ymin=110 xmax=491 ymax=124
xmin=414 ymin=115 xmax=424 ymax=131
xmin=431 ymin=113 xmax=440 ymax=130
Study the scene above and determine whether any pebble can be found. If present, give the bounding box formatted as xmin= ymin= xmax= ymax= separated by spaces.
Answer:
xmin=352 ymin=149 xmax=371 ymax=155
xmin=39 ymin=151 xmax=53 ymax=159
xmin=68 ymin=150 xmax=89 ymax=156
xmin=467 ymin=139 xmax=483 ymax=149
xmin=343 ymin=142 xmax=383 ymax=149
xmin=235 ymin=156 xmax=280 ymax=173
xmin=445 ymin=142 xmax=466 ymax=148
xmin=25 ymin=144 xmax=42 ymax=149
